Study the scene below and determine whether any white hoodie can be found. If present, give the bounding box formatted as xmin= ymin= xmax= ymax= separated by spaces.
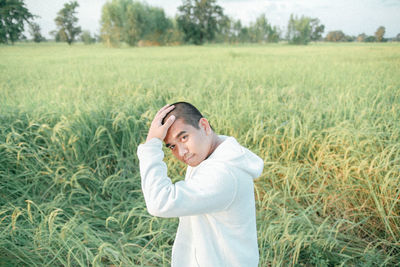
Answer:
xmin=137 ymin=135 xmax=264 ymax=267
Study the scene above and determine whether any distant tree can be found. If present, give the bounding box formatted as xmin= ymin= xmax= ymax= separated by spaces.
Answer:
xmin=216 ymin=17 xmax=249 ymax=43
xmin=357 ymin=33 xmax=366 ymax=42
xmin=375 ymin=26 xmax=385 ymax=42
xmin=124 ymin=2 xmax=147 ymax=45
xmin=94 ymin=33 xmax=102 ymax=43
xmin=250 ymin=14 xmax=267 ymax=42
xmin=0 ymin=0 xmax=34 ymax=44
xmin=310 ymin=18 xmax=325 ymax=41
xmin=54 ymin=1 xmax=81 ymax=45
xmin=325 ymin=30 xmax=345 ymax=42
xmin=325 ymin=31 xmax=354 ymax=42
xmin=99 ymin=0 xmax=122 ymax=47
xmin=233 ymin=19 xmax=242 ymax=42
xmin=101 ymin=0 xmax=173 ymax=47
xmin=250 ymin=14 xmax=279 ymax=43
xmin=80 ymin=30 xmax=95 ymax=44
xmin=177 ymin=0 xmax=224 ymax=45
xmin=268 ymin=27 xmax=280 ymax=43
xmin=215 ymin=15 xmax=232 ymax=43
xmin=364 ymin=35 xmax=376 ymax=42
xmin=343 ymin=35 xmax=355 ymax=42
xmin=28 ymin=22 xmax=44 ymax=42
xmin=159 ymin=17 xmax=183 ymax=45
xmin=240 ymin=27 xmax=250 ymax=43
xmin=214 ymin=13 xmax=280 ymax=44
xmin=162 ymin=28 xmax=184 ymax=45
xmin=140 ymin=5 xmax=172 ymax=43
xmin=396 ymin=33 xmax=400 ymax=42
xmin=49 ymin=30 xmax=62 ymax=42
xmin=286 ymin=14 xmax=324 ymax=45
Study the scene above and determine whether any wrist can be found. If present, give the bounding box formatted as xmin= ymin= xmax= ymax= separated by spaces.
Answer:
xmin=146 ymin=136 xmax=162 ymax=143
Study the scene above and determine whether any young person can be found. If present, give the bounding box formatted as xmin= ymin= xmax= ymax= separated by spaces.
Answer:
xmin=137 ymin=102 xmax=264 ymax=266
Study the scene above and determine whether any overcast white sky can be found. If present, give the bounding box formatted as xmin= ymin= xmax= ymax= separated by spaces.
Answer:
xmin=25 ymin=0 xmax=400 ymax=38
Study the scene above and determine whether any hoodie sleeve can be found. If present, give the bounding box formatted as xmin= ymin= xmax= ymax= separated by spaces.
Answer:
xmin=137 ymin=138 xmax=237 ymax=218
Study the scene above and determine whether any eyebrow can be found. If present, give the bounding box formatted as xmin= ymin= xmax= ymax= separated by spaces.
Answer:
xmin=165 ymin=131 xmax=187 ymax=148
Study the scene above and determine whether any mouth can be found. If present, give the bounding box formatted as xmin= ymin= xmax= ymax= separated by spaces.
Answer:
xmin=184 ymin=155 xmax=193 ymax=163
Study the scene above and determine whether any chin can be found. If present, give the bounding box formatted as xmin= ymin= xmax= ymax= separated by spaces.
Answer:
xmin=186 ymin=157 xmax=205 ymax=167
xmin=188 ymin=162 xmax=200 ymax=167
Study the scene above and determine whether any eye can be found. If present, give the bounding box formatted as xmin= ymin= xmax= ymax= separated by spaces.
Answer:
xmin=181 ymin=135 xmax=188 ymax=141
xmin=169 ymin=145 xmax=175 ymax=150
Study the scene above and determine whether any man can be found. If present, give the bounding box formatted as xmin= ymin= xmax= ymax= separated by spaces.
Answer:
xmin=137 ymin=102 xmax=264 ymax=266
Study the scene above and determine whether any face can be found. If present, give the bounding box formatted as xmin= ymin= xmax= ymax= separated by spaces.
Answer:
xmin=164 ymin=118 xmax=212 ymax=167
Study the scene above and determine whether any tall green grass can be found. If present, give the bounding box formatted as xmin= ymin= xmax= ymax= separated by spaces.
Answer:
xmin=0 ymin=42 xmax=399 ymax=266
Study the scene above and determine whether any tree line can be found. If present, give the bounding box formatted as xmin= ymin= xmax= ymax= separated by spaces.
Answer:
xmin=1 ymin=0 xmax=399 ymax=46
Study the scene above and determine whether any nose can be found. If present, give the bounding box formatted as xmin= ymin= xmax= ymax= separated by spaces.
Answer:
xmin=178 ymin=144 xmax=188 ymax=159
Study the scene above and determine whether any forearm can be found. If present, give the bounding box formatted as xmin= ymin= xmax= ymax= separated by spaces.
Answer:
xmin=137 ymin=138 xmax=173 ymax=216
xmin=137 ymin=139 xmax=237 ymax=218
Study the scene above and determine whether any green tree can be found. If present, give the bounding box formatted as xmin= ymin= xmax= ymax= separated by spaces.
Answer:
xmin=325 ymin=30 xmax=345 ymax=42
xmin=28 ymin=21 xmax=44 ymax=42
xmin=310 ymin=18 xmax=324 ymax=41
xmin=100 ymin=0 xmax=172 ymax=47
xmin=237 ymin=25 xmax=250 ymax=43
xmin=177 ymin=0 xmax=224 ymax=45
xmin=80 ymin=30 xmax=95 ymax=44
xmin=0 ymin=0 xmax=34 ymax=44
xmin=375 ymin=26 xmax=385 ymax=42
xmin=140 ymin=5 xmax=172 ymax=43
xmin=357 ymin=33 xmax=366 ymax=42
xmin=49 ymin=30 xmax=62 ymax=42
xmin=215 ymin=15 xmax=280 ymax=44
xmin=343 ymin=35 xmax=355 ymax=42
xmin=100 ymin=0 xmax=122 ymax=47
xmin=364 ymin=35 xmax=376 ymax=42
xmin=54 ymin=1 xmax=81 ymax=45
xmin=251 ymin=14 xmax=279 ymax=43
xmin=123 ymin=1 xmax=145 ymax=45
xmin=214 ymin=15 xmax=232 ymax=43
xmin=286 ymin=14 xmax=324 ymax=45
xmin=232 ymin=19 xmax=242 ymax=42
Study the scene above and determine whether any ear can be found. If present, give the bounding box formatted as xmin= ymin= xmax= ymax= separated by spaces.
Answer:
xmin=198 ymin=118 xmax=211 ymax=135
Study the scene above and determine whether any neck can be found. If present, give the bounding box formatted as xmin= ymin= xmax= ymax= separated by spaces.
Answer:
xmin=206 ymin=134 xmax=222 ymax=159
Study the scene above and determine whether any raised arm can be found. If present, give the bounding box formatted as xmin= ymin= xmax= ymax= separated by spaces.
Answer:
xmin=137 ymin=138 xmax=237 ymax=218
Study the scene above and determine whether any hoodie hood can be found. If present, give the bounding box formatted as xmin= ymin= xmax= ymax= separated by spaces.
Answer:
xmin=205 ymin=135 xmax=264 ymax=179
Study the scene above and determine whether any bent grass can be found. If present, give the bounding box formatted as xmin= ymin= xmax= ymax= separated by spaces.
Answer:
xmin=0 ymin=42 xmax=399 ymax=266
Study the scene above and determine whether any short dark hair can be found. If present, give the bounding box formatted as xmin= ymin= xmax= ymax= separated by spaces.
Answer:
xmin=162 ymin=102 xmax=211 ymax=130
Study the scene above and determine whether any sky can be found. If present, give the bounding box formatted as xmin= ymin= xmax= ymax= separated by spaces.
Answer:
xmin=25 ymin=0 xmax=400 ymax=39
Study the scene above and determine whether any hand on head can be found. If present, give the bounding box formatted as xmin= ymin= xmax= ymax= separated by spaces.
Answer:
xmin=146 ymin=104 xmax=176 ymax=142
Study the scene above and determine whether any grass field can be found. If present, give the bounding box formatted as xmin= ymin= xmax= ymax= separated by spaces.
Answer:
xmin=0 ymin=42 xmax=399 ymax=266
